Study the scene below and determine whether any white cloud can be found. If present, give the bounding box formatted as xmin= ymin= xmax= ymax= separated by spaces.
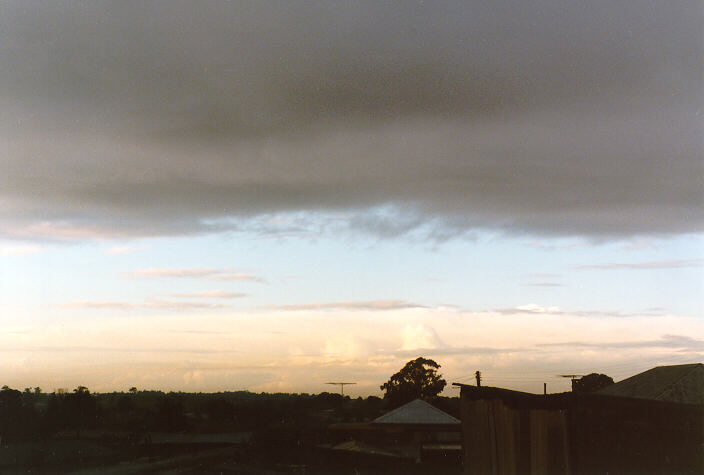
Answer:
xmin=574 ymin=258 xmax=704 ymax=270
xmin=324 ymin=336 xmax=374 ymax=361
xmin=515 ymin=304 xmax=561 ymax=314
xmin=159 ymin=290 xmax=247 ymax=299
xmin=214 ymin=273 xmax=265 ymax=283
xmin=61 ymin=300 xmax=226 ymax=310
xmin=1 ymin=307 xmax=701 ymax=394
xmin=125 ymin=268 xmax=264 ymax=282
xmin=400 ymin=324 xmax=446 ymax=351
xmin=126 ymin=268 xmax=221 ymax=278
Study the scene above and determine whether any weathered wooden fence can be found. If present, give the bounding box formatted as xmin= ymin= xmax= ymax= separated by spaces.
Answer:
xmin=459 ymin=386 xmax=703 ymax=474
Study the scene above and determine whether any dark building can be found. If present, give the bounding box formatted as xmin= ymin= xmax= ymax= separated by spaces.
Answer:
xmin=324 ymin=398 xmax=462 ymax=471
xmin=454 ymin=363 xmax=704 ymax=474
xmin=597 ymin=363 xmax=704 ymax=404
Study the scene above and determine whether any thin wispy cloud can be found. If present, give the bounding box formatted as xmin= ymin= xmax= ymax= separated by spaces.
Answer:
xmin=214 ymin=273 xmax=265 ymax=283
xmin=573 ymin=258 xmax=704 ymax=270
xmin=521 ymin=273 xmax=562 ymax=279
xmin=126 ymin=268 xmax=221 ymax=278
xmin=268 ymin=300 xmax=427 ymax=312
xmin=169 ymin=330 xmax=229 ymax=335
xmin=492 ymin=304 xmax=562 ymax=315
xmin=526 ymin=241 xmax=590 ymax=251
xmin=125 ymin=268 xmax=264 ymax=282
xmin=540 ymin=334 xmax=704 ymax=351
xmin=159 ymin=290 xmax=247 ymax=299
xmin=0 ymin=346 xmax=242 ymax=354
xmin=523 ymin=282 xmax=564 ymax=287
xmin=392 ymin=346 xmax=530 ymax=358
xmin=62 ymin=300 xmax=226 ymax=311
xmin=475 ymin=304 xmax=666 ymax=319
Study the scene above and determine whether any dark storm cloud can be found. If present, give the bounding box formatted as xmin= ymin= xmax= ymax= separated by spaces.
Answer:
xmin=1 ymin=1 xmax=701 ymax=240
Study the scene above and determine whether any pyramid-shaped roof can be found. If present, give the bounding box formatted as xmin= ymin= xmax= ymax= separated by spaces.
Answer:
xmin=597 ymin=363 xmax=704 ymax=404
xmin=373 ymin=398 xmax=460 ymax=425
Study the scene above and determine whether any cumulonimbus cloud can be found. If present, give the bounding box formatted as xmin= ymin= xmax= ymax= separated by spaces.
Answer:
xmin=0 ymin=2 xmax=701 ymax=241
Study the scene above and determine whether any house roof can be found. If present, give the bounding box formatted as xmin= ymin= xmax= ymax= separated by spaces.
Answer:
xmin=372 ymin=398 xmax=460 ymax=425
xmin=597 ymin=363 xmax=704 ymax=405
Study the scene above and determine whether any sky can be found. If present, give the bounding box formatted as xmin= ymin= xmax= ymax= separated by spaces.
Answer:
xmin=0 ymin=1 xmax=702 ymax=396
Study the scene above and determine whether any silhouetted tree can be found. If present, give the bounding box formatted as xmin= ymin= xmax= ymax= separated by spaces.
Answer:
xmin=380 ymin=357 xmax=447 ymax=408
xmin=156 ymin=394 xmax=188 ymax=432
xmin=66 ymin=386 xmax=96 ymax=437
xmin=0 ymin=386 xmax=22 ymax=440
xmin=573 ymin=373 xmax=614 ymax=392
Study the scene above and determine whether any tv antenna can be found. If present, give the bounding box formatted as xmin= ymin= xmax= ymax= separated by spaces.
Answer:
xmin=326 ymin=382 xmax=356 ymax=396
xmin=558 ymin=374 xmax=585 ymax=380
xmin=558 ymin=374 xmax=585 ymax=391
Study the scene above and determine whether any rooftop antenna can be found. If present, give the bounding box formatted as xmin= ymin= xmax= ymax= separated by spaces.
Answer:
xmin=326 ymin=382 xmax=356 ymax=396
xmin=558 ymin=374 xmax=585 ymax=391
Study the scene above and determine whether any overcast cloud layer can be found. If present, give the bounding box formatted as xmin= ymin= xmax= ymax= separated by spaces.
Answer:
xmin=1 ymin=1 xmax=702 ymax=240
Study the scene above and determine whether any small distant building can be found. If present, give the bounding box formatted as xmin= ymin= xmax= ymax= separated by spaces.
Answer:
xmin=324 ymin=398 xmax=462 ymax=470
xmin=373 ymin=398 xmax=461 ymax=426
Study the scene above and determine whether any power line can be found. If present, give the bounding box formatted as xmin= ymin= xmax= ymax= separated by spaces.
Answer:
xmin=325 ymin=382 xmax=356 ymax=396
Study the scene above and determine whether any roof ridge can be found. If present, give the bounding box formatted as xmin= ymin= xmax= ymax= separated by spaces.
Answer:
xmin=373 ymin=398 xmax=459 ymax=424
xmin=374 ymin=398 xmax=426 ymax=421
xmin=415 ymin=398 xmax=460 ymax=420
xmin=655 ymin=362 xmax=702 ymax=369
xmin=652 ymin=364 xmax=703 ymax=401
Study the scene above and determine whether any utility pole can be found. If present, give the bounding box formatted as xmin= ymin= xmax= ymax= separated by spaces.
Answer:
xmin=326 ymin=382 xmax=356 ymax=396
xmin=475 ymin=371 xmax=482 ymax=387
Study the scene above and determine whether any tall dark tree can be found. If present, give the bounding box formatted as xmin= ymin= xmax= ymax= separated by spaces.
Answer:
xmin=66 ymin=386 xmax=96 ymax=438
xmin=572 ymin=373 xmax=614 ymax=393
xmin=380 ymin=357 xmax=447 ymax=408
xmin=0 ymin=386 xmax=23 ymax=441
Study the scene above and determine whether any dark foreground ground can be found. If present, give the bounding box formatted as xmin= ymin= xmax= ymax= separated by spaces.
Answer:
xmin=0 ymin=388 xmax=461 ymax=473
xmin=0 ymin=435 xmax=461 ymax=474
